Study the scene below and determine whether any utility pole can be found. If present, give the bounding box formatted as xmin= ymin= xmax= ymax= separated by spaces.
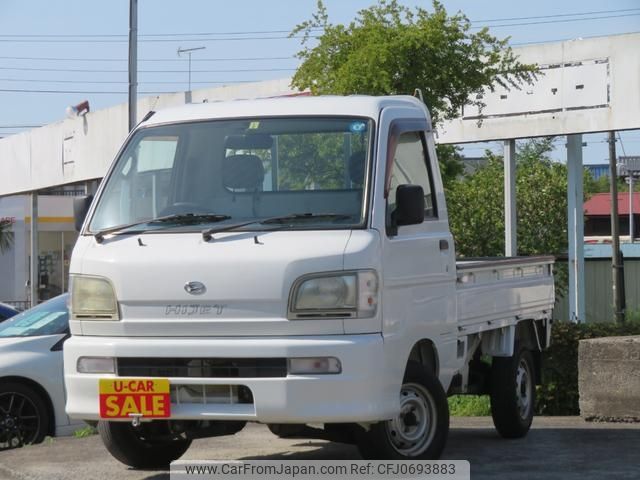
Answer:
xmin=128 ymin=0 xmax=138 ymax=132
xmin=30 ymin=193 xmax=38 ymax=308
xmin=630 ymin=174 xmax=635 ymax=243
xmin=608 ymin=131 xmax=625 ymax=323
xmin=504 ymin=139 xmax=517 ymax=257
xmin=177 ymin=46 xmax=205 ymax=102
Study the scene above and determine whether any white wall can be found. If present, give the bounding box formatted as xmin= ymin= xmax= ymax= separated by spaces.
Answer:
xmin=438 ymin=32 xmax=640 ymax=143
xmin=0 ymin=78 xmax=295 ymax=197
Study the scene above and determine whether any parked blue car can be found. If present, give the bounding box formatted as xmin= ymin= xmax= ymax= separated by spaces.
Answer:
xmin=0 ymin=302 xmax=19 ymax=322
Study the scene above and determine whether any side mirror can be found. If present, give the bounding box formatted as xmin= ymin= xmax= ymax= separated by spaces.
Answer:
xmin=73 ymin=195 xmax=93 ymax=232
xmin=393 ymin=184 xmax=425 ymax=228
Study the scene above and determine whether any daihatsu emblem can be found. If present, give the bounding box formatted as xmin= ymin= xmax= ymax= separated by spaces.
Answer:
xmin=184 ymin=281 xmax=206 ymax=295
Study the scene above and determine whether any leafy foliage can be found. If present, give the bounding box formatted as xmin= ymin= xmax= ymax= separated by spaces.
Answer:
xmin=536 ymin=320 xmax=640 ymax=415
xmin=436 ymin=145 xmax=464 ymax=190
xmin=291 ymin=0 xmax=537 ymax=125
xmin=276 ymin=132 xmax=367 ymax=190
xmin=448 ymin=395 xmax=490 ymax=416
xmin=447 ymin=138 xmax=568 ymax=258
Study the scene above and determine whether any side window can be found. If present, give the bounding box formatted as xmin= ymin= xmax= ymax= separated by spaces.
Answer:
xmin=387 ymin=131 xmax=437 ymax=225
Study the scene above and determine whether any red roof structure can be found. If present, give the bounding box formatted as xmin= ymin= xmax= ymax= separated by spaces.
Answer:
xmin=584 ymin=192 xmax=640 ymax=216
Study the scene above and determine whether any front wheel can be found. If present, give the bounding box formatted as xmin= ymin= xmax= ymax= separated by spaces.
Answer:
xmin=98 ymin=421 xmax=192 ymax=469
xmin=0 ymin=382 xmax=50 ymax=449
xmin=357 ymin=361 xmax=449 ymax=460
xmin=490 ymin=348 xmax=536 ymax=438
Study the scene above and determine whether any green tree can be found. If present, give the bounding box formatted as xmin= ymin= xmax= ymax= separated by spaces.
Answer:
xmin=291 ymin=0 xmax=537 ymax=124
xmin=290 ymin=0 xmax=537 ymax=186
xmin=0 ymin=219 xmax=14 ymax=253
xmin=447 ymin=138 xmax=568 ymax=258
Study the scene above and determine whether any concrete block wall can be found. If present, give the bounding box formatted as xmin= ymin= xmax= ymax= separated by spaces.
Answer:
xmin=579 ymin=336 xmax=640 ymax=421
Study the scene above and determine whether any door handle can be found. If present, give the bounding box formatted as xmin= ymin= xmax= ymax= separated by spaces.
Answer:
xmin=439 ymin=239 xmax=449 ymax=251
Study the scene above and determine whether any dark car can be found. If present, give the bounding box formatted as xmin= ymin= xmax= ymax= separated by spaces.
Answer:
xmin=0 ymin=302 xmax=19 ymax=322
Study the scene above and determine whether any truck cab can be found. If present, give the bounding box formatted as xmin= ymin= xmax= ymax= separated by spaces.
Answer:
xmin=64 ymin=96 xmax=554 ymax=467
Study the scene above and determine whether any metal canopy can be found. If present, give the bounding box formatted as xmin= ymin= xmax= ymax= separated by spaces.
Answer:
xmin=436 ymin=33 xmax=640 ymax=323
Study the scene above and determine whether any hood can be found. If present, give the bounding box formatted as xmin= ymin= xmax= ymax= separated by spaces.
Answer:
xmin=0 ymin=335 xmax=63 ymax=355
xmin=71 ymin=229 xmax=377 ymax=337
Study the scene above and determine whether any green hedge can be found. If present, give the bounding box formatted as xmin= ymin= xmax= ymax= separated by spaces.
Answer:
xmin=536 ymin=319 xmax=640 ymax=415
xmin=448 ymin=395 xmax=491 ymax=416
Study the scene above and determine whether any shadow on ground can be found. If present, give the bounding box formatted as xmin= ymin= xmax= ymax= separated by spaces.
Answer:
xmin=139 ymin=427 xmax=640 ymax=480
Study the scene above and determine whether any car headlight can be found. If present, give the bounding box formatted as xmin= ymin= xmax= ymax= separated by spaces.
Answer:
xmin=70 ymin=275 xmax=119 ymax=320
xmin=289 ymin=270 xmax=378 ymax=319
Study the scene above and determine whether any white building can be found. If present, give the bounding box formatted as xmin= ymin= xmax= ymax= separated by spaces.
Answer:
xmin=0 ymin=193 xmax=78 ymax=306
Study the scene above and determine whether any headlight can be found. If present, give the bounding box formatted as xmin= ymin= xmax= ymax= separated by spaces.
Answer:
xmin=70 ymin=275 xmax=119 ymax=320
xmin=289 ymin=270 xmax=378 ymax=319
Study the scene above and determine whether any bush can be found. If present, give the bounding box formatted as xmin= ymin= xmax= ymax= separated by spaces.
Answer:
xmin=448 ymin=395 xmax=491 ymax=416
xmin=536 ymin=319 xmax=640 ymax=415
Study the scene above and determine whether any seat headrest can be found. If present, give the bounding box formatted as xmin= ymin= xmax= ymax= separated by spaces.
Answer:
xmin=223 ymin=154 xmax=265 ymax=191
xmin=348 ymin=151 xmax=366 ymax=186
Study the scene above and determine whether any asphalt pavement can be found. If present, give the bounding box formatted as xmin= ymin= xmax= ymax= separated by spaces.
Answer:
xmin=0 ymin=417 xmax=638 ymax=480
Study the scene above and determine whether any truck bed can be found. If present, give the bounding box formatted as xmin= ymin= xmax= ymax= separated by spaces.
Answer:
xmin=455 ymin=256 xmax=555 ymax=334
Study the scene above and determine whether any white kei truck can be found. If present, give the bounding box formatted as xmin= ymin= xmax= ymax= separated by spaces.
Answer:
xmin=64 ymin=95 xmax=554 ymax=468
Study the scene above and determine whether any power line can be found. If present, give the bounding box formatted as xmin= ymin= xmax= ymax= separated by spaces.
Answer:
xmin=0 ymin=8 xmax=638 ymax=39
xmin=0 ymin=55 xmax=295 ymax=62
xmin=0 ymin=28 xmax=323 ymax=38
xmin=0 ymin=77 xmax=290 ymax=84
xmin=0 ymin=125 xmax=42 ymax=128
xmin=617 ymin=132 xmax=628 ymax=157
xmin=470 ymin=12 xmax=640 ymax=29
xmin=510 ymin=31 xmax=639 ymax=46
xmin=0 ymin=87 xmax=250 ymax=95
xmin=0 ymin=66 xmax=295 ymax=73
xmin=0 ymin=35 xmax=314 ymax=44
xmin=472 ymin=7 xmax=640 ymax=23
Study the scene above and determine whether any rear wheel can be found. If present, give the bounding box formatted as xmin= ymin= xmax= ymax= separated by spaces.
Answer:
xmin=0 ymin=382 xmax=50 ymax=449
xmin=490 ymin=348 xmax=535 ymax=438
xmin=357 ymin=361 xmax=449 ymax=460
xmin=98 ymin=421 xmax=191 ymax=469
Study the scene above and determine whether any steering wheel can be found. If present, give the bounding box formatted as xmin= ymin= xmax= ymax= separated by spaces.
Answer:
xmin=159 ymin=202 xmax=210 ymax=216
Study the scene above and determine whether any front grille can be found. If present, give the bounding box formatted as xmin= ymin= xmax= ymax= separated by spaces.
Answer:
xmin=116 ymin=357 xmax=287 ymax=378
xmin=170 ymin=384 xmax=254 ymax=404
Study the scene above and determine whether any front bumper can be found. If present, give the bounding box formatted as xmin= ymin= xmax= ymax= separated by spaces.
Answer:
xmin=64 ymin=334 xmax=397 ymax=423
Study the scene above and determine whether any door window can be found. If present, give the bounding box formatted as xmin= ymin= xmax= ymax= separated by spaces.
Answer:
xmin=387 ymin=131 xmax=437 ymax=226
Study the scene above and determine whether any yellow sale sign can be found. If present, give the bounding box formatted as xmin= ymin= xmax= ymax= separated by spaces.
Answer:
xmin=99 ymin=379 xmax=170 ymax=419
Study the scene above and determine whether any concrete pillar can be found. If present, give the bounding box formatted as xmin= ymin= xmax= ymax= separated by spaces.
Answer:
xmin=504 ymin=139 xmax=517 ymax=256
xmin=567 ymin=134 xmax=585 ymax=322
xmin=30 ymin=192 xmax=38 ymax=308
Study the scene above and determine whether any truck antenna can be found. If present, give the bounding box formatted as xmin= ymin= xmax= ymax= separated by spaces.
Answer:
xmin=413 ymin=88 xmax=424 ymax=103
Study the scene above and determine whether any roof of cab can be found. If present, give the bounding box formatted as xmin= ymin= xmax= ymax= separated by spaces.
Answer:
xmin=142 ymin=95 xmax=430 ymax=127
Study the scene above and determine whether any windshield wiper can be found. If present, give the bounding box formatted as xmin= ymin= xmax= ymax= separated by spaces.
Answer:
xmin=201 ymin=213 xmax=353 ymax=241
xmin=94 ymin=213 xmax=231 ymax=243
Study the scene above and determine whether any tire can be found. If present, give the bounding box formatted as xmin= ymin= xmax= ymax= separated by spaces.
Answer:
xmin=490 ymin=347 xmax=536 ymax=438
xmin=98 ymin=421 xmax=192 ymax=469
xmin=0 ymin=382 xmax=50 ymax=449
xmin=357 ymin=361 xmax=449 ymax=460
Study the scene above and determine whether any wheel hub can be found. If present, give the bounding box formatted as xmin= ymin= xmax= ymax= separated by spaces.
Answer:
xmin=0 ymin=392 xmax=40 ymax=450
xmin=515 ymin=359 xmax=532 ymax=419
xmin=385 ymin=382 xmax=437 ymax=457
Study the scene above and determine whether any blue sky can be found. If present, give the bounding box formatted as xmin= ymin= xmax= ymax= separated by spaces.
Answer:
xmin=1 ymin=0 xmax=639 ymax=163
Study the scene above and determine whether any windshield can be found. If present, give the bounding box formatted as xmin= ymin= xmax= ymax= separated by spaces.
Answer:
xmin=89 ymin=116 xmax=373 ymax=233
xmin=0 ymin=294 xmax=69 ymax=338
